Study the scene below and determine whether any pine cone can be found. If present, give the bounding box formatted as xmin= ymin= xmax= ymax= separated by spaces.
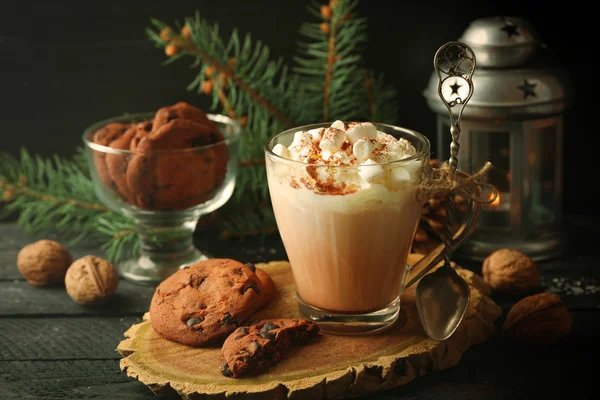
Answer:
xmin=411 ymin=159 xmax=469 ymax=255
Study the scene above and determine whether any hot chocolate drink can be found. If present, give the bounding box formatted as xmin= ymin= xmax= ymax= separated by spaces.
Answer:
xmin=266 ymin=122 xmax=429 ymax=319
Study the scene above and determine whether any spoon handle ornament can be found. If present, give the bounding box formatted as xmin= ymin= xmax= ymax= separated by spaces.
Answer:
xmin=433 ymin=41 xmax=476 ymax=172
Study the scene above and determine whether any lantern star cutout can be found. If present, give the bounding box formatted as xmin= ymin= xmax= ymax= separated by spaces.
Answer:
xmin=501 ymin=22 xmax=520 ymax=38
xmin=450 ymin=80 xmax=462 ymax=95
xmin=518 ymin=79 xmax=537 ymax=99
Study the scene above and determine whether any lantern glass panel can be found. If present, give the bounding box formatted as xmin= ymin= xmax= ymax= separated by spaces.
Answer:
xmin=469 ymin=129 xmax=512 ymax=231
xmin=522 ymin=117 xmax=562 ymax=230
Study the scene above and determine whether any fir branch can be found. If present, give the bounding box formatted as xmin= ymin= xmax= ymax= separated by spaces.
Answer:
xmin=96 ymin=214 xmax=138 ymax=262
xmin=0 ymin=178 xmax=108 ymax=212
xmin=294 ymin=0 xmax=371 ymax=122
xmin=216 ymin=85 xmax=238 ymax=120
xmin=0 ymin=149 xmax=143 ymax=262
xmin=0 ymin=149 xmax=112 ymax=245
xmin=147 ymin=15 xmax=296 ymax=129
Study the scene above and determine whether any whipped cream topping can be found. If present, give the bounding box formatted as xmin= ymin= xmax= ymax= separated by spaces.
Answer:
xmin=272 ymin=121 xmax=422 ymax=195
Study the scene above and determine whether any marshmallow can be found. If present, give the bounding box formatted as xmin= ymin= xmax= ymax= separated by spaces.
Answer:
xmin=331 ymin=120 xmax=346 ymax=130
xmin=387 ymin=166 xmax=411 ymax=189
xmin=376 ymin=131 xmax=397 ymax=142
xmin=321 ymin=151 xmax=333 ymax=161
xmin=329 ymin=150 xmax=352 ymax=165
xmin=397 ymin=138 xmax=417 ymax=155
xmin=346 ymin=122 xmax=377 ymax=143
xmin=379 ymin=137 xmax=417 ymax=160
xmin=297 ymin=144 xmax=319 ymax=162
xmin=399 ymin=154 xmax=422 ymax=177
xmin=272 ymin=143 xmax=290 ymax=158
xmin=308 ymin=128 xmax=325 ymax=144
xmin=352 ymin=139 xmax=374 ymax=163
xmin=358 ymin=159 xmax=385 ymax=184
xmin=319 ymin=127 xmax=346 ymax=155
xmin=290 ymin=131 xmax=313 ymax=149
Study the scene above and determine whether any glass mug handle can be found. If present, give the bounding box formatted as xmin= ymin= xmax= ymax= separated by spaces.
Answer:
xmin=404 ymin=172 xmax=482 ymax=289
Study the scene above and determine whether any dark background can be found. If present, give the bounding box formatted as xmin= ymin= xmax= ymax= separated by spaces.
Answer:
xmin=0 ymin=0 xmax=593 ymax=214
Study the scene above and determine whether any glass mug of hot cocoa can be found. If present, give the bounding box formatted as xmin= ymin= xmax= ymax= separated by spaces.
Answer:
xmin=265 ymin=121 xmax=479 ymax=334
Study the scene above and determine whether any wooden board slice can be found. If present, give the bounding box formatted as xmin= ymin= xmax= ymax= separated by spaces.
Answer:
xmin=118 ymin=257 xmax=501 ymax=399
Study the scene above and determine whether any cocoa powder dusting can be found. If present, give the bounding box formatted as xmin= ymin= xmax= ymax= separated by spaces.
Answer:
xmin=314 ymin=177 xmax=358 ymax=196
xmin=306 ymin=166 xmax=319 ymax=180
xmin=300 ymin=177 xmax=314 ymax=191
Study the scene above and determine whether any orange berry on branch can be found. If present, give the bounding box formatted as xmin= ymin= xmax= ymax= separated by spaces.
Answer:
xmin=165 ymin=44 xmax=178 ymax=57
xmin=181 ymin=25 xmax=192 ymax=40
xmin=159 ymin=27 xmax=174 ymax=41
xmin=240 ymin=116 xmax=248 ymax=127
xmin=204 ymin=66 xmax=216 ymax=77
xmin=321 ymin=5 xmax=332 ymax=19
xmin=201 ymin=80 xmax=214 ymax=94
xmin=2 ymin=190 xmax=14 ymax=202
xmin=320 ymin=22 xmax=330 ymax=35
xmin=329 ymin=0 xmax=339 ymax=9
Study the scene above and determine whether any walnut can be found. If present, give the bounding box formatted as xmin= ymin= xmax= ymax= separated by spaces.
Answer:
xmin=17 ymin=240 xmax=73 ymax=287
xmin=503 ymin=292 xmax=572 ymax=346
xmin=65 ymin=255 xmax=119 ymax=305
xmin=482 ymin=248 xmax=540 ymax=295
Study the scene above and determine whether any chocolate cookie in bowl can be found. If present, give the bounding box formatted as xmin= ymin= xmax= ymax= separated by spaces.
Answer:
xmin=82 ymin=103 xmax=242 ymax=284
xmin=91 ymin=122 xmax=134 ymax=194
xmin=127 ymin=118 xmax=228 ymax=210
xmin=129 ymin=120 xmax=153 ymax=151
xmin=86 ymin=102 xmax=229 ymax=212
xmin=105 ymin=126 xmax=137 ymax=205
xmin=152 ymin=101 xmax=220 ymax=132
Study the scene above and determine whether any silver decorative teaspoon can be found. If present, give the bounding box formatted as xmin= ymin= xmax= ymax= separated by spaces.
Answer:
xmin=414 ymin=41 xmax=476 ymax=341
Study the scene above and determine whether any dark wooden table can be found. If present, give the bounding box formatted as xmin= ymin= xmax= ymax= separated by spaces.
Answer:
xmin=1 ymin=216 xmax=598 ymax=400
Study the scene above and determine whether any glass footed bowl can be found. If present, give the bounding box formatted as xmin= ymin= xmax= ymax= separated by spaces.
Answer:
xmin=82 ymin=112 xmax=242 ymax=284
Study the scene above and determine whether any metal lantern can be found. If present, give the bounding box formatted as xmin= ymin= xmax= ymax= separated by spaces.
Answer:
xmin=423 ymin=16 xmax=574 ymax=261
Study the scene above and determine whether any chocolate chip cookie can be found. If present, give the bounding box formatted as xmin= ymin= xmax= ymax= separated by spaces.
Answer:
xmin=149 ymin=259 xmax=276 ymax=347
xmin=91 ymin=122 xmax=133 ymax=192
xmin=126 ymin=119 xmax=228 ymax=210
xmin=219 ymin=319 xmax=320 ymax=378
xmin=92 ymin=122 xmax=132 ymax=146
xmin=152 ymin=101 xmax=218 ymax=132
xmin=105 ymin=127 xmax=137 ymax=204
xmin=129 ymin=120 xmax=153 ymax=151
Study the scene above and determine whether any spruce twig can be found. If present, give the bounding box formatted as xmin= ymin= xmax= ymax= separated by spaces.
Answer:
xmin=0 ymin=149 xmax=112 ymax=246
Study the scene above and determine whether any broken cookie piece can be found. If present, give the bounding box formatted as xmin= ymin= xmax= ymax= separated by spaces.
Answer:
xmin=220 ymin=318 xmax=320 ymax=378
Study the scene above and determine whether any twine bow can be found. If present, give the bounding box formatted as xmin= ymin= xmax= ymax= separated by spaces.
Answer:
xmin=416 ymin=161 xmax=499 ymax=205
